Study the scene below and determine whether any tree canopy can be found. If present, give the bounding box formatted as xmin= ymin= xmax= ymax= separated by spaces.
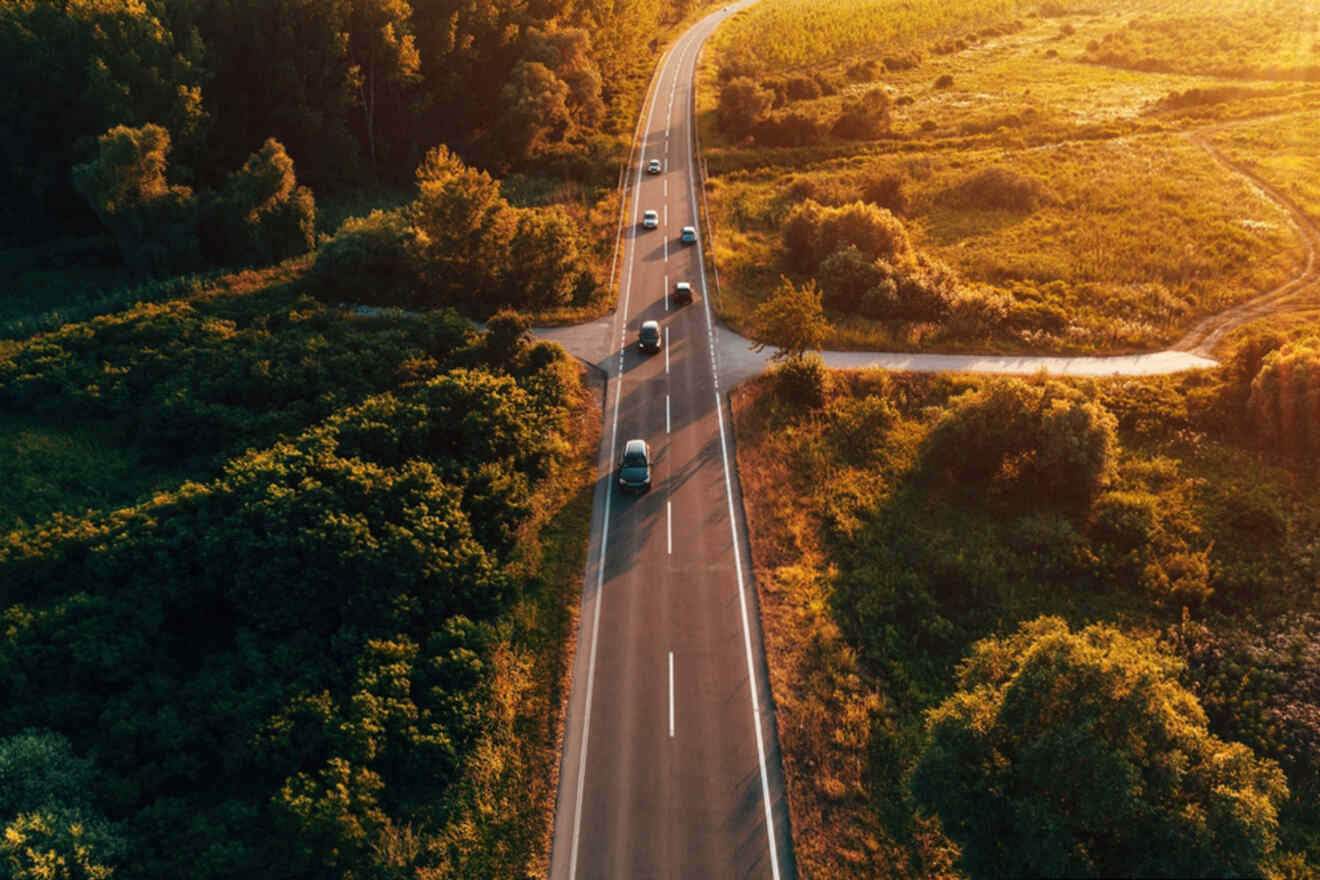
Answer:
xmin=912 ymin=616 xmax=1289 ymax=879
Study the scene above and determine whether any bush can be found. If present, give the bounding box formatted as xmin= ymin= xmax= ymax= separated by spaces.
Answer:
xmin=934 ymin=74 xmax=954 ymax=88
xmin=1248 ymin=337 xmax=1320 ymax=462
xmin=913 ymin=617 xmax=1289 ymax=879
xmin=70 ymin=123 xmax=200 ymax=275
xmin=938 ymin=165 xmax=1058 ymax=212
xmin=753 ymin=111 xmax=824 ymax=147
xmin=201 ymin=138 xmax=316 ymax=268
xmin=818 ymin=247 xmax=956 ymax=322
xmin=921 ymin=379 xmax=1117 ymax=502
xmin=785 ymin=75 xmax=822 ymax=101
xmin=718 ymin=77 xmax=773 ymax=136
xmin=860 ymin=172 xmax=909 ymax=216
xmin=831 ymin=88 xmax=891 ymax=140
xmin=312 ymin=209 xmax=416 ymax=305
xmin=846 ymin=60 xmax=878 ymax=81
xmin=883 ymin=53 xmax=920 ymax=72
xmin=781 ymin=199 xmax=912 ymax=273
xmin=774 ymin=353 xmax=831 ymax=409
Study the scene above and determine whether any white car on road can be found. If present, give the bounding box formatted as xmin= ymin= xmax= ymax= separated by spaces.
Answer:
xmin=647 ymin=159 xmax=662 ymax=174
xmin=642 ymin=209 xmax=659 ymax=229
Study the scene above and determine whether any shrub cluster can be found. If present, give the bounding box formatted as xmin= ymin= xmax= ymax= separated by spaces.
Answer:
xmin=1248 ymin=337 xmax=1320 ymax=463
xmin=831 ymin=88 xmax=892 ymax=140
xmin=72 ymin=125 xmax=315 ymax=276
xmin=782 ymin=199 xmax=913 ymax=273
xmin=313 ymin=146 xmax=600 ymax=314
xmin=0 ymin=292 xmax=581 ymax=879
xmin=921 ymin=378 xmax=1118 ymax=502
xmin=937 ymin=165 xmax=1058 ymax=212
xmin=914 ymin=617 xmax=1288 ymax=879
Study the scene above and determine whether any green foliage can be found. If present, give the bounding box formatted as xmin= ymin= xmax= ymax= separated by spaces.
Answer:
xmin=0 ymin=0 xmax=205 ymax=235
xmin=913 ymin=617 xmax=1289 ymax=878
xmin=200 ymin=139 xmax=316 ymax=268
xmin=70 ymin=125 xmax=199 ymax=275
xmin=774 ymin=353 xmax=832 ymax=409
xmin=750 ymin=276 xmax=830 ymax=361
xmin=921 ymin=378 xmax=1118 ymax=503
xmin=782 ymin=199 xmax=913 ymax=274
xmin=1249 ymin=337 xmax=1320 ymax=463
xmin=2 ymin=807 xmax=123 ymax=880
xmin=312 ymin=209 xmax=416 ymax=305
xmin=0 ymin=280 xmax=584 ymax=878
xmin=719 ymin=77 xmax=774 ymax=137
xmin=937 ymin=165 xmax=1058 ymax=212
xmin=831 ymin=88 xmax=892 ymax=139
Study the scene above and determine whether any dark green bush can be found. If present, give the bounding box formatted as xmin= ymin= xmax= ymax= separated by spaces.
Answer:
xmin=775 ymin=354 xmax=831 ymax=409
xmin=312 ymin=209 xmax=416 ymax=305
xmin=938 ymin=165 xmax=1058 ymax=212
xmin=921 ymin=378 xmax=1118 ymax=502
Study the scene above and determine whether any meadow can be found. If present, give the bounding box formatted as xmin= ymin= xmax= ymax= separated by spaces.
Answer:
xmin=733 ymin=332 xmax=1320 ymax=877
xmin=699 ymin=0 xmax=1320 ymax=354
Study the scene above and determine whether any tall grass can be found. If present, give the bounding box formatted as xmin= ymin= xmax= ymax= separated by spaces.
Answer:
xmin=711 ymin=0 xmax=1070 ymax=75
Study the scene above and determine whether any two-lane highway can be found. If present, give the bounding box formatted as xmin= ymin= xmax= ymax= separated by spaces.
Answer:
xmin=550 ymin=5 xmax=794 ymax=879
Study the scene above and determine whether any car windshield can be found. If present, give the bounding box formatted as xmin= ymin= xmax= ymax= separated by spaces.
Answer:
xmin=641 ymin=327 xmax=658 ymax=337
xmin=622 ymin=453 xmax=646 ymax=467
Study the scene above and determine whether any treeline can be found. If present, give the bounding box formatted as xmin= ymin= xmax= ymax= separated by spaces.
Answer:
xmin=0 ymin=278 xmax=588 ymax=876
xmin=0 ymin=0 xmax=699 ymax=241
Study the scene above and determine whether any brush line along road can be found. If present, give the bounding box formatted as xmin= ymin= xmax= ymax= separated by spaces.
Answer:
xmin=548 ymin=4 xmax=794 ymax=879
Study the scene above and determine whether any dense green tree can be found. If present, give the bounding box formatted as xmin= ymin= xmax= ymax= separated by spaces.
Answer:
xmin=750 ymin=276 xmax=830 ymax=361
xmin=0 ymin=0 xmax=204 ymax=235
xmin=193 ymin=0 xmax=357 ymax=187
xmin=70 ymin=124 xmax=199 ymax=274
xmin=348 ymin=0 xmax=421 ymax=175
xmin=409 ymin=145 xmax=517 ymax=307
xmin=200 ymin=138 xmax=316 ymax=267
xmin=718 ymin=77 xmax=773 ymax=137
xmin=912 ymin=617 xmax=1289 ymax=878
xmin=921 ymin=378 xmax=1118 ymax=502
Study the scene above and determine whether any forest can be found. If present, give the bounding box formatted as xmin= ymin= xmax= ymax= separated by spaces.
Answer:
xmin=1 ymin=0 xmax=700 ymax=250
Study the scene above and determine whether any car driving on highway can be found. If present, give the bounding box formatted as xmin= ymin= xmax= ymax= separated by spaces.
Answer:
xmin=647 ymin=159 xmax=662 ymax=174
xmin=680 ymin=225 xmax=697 ymax=244
xmin=638 ymin=320 xmax=662 ymax=353
xmin=642 ymin=209 xmax=659 ymax=229
xmin=617 ymin=439 xmax=652 ymax=493
xmin=673 ymin=281 xmax=693 ymax=304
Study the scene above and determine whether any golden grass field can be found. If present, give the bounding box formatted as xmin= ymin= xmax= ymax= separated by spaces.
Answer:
xmin=699 ymin=0 xmax=1320 ymax=354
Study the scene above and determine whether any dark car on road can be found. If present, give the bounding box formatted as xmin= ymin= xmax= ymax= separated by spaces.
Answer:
xmin=673 ymin=281 xmax=693 ymax=304
xmin=638 ymin=320 xmax=662 ymax=353
xmin=617 ymin=439 xmax=652 ymax=493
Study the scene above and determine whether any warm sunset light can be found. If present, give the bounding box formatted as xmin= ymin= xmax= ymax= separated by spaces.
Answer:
xmin=1 ymin=0 xmax=1317 ymax=876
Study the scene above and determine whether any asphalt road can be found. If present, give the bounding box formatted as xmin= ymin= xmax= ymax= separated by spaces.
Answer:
xmin=548 ymin=4 xmax=794 ymax=879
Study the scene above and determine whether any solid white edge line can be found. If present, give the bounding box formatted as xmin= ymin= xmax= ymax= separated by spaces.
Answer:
xmin=567 ymin=39 xmax=666 ymax=880
xmin=685 ymin=16 xmax=784 ymax=880
xmin=669 ymin=650 xmax=675 ymax=738
xmin=666 ymin=394 xmax=671 ymax=433
xmin=667 ymin=499 xmax=672 ymax=553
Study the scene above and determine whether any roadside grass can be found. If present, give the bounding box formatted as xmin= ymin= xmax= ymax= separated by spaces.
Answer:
xmin=698 ymin=0 xmax=1320 ymax=354
xmin=1208 ymin=111 xmax=1320 ymax=225
xmin=732 ymin=362 xmax=1320 ymax=878
xmin=0 ymin=413 xmax=196 ymax=534
xmin=423 ymin=366 xmax=601 ymax=878
xmin=708 ymin=133 xmax=1302 ymax=353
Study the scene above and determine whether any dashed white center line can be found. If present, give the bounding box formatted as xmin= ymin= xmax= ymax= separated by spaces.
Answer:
xmin=668 ymin=650 xmax=675 ymax=738
xmin=667 ymin=501 xmax=672 ymax=554
xmin=665 ymin=328 xmax=670 ymax=374
xmin=666 ymin=394 xmax=671 ymax=433
xmin=664 ymin=179 xmax=668 ymax=197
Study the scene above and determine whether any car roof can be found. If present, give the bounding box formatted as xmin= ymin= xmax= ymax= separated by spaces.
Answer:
xmin=675 ymin=281 xmax=691 ymax=288
xmin=648 ymin=159 xmax=660 ymax=165
xmin=624 ymin=438 xmax=647 ymax=456
xmin=644 ymin=209 xmax=658 ymax=216
xmin=682 ymin=225 xmax=695 ymax=232
xmin=641 ymin=319 xmax=660 ymax=331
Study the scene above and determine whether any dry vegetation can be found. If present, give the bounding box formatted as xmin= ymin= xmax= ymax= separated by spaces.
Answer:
xmin=699 ymin=0 xmax=1320 ymax=354
xmin=734 ymin=335 xmax=1320 ymax=877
